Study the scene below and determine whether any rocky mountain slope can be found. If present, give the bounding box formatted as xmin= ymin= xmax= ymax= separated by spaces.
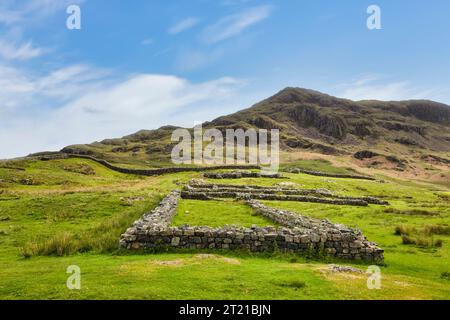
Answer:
xmin=58 ymin=88 xmax=450 ymax=169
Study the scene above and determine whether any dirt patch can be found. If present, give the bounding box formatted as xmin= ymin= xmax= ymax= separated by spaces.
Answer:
xmin=152 ymin=259 xmax=184 ymax=267
xmin=194 ymin=254 xmax=241 ymax=265
xmin=317 ymin=266 xmax=364 ymax=280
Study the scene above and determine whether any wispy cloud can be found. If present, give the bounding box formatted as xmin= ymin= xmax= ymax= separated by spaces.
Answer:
xmin=0 ymin=0 xmax=84 ymax=25
xmin=0 ymin=64 xmax=109 ymax=112
xmin=0 ymin=1 xmax=84 ymax=61
xmin=0 ymin=40 xmax=45 ymax=60
xmin=0 ymin=9 xmax=22 ymax=24
xmin=168 ymin=17 xmax=199 ymax=35
xmin=337 ymin=74 xmax=447 ymax=102
xmin=174 ymin=48 xmax=225 ymax=72
xmin=221 ymin=0 xmax=252 ymax=6
xmin=201 ymin=5 xmax=273 ymax=44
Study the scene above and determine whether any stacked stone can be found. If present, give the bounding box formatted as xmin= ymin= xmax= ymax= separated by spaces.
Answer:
xmin=59 ymin=154 xmax=260 ymax=176
xmin=186 ymin=184 xmax=333 ymax=196
xmin=189 ymin=181 xmax=293 ymax=190
xmin=119 ymin=191 xmax=384 ymax=262
xmin=247 ymin=199 xmax=354 ymax=233
xmin=203 ymin=171 xmax=283 ymax=179
xmin=120 ymin=191 xmax=180 ymax=248
xmin=183 ymin=183 xmax=389 ymax=206
xmin=286 ymin=168 xmax=375 ymax=180
xmin=181 ymin=189 xmax=370 ymax=206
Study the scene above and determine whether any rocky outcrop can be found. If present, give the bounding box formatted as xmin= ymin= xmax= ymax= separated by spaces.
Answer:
xmin=405 ymin=102 xmax=450 ymax=125
xmin=354 ymin=150 xmax=379 ymax=160
xmin=290 ymin=105 xmax=348 ymax=139
xmin=380 ymin=121 xmax=426 ymax=136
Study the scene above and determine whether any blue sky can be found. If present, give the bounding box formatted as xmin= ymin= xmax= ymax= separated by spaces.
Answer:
xmin=1 ymin=0 xmax=450 ymax=158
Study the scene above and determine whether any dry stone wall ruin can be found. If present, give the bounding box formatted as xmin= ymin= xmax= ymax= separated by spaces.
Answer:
xmin=38 ymin=153 xmax=260 ymax=176
xmin=120 ymin=190 xmax=384 ymax=262
xmin=203 ymin=171 xmax=284 ymax=179
xmin=180 ymin=182 xmax=389 ymax=206
xmin=285 ymin=167 xmax=376 ymax=180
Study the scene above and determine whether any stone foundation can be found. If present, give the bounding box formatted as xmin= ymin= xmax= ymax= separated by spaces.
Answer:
xmin=203 ymin=171 xmax=283 ymax=179
xmin=119 ymin=190 xmax=384 ymax=262
xmin=180 ymin=183 xmax=389 ymax=206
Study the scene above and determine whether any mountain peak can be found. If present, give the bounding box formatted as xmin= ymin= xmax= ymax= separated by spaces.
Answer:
xmin=265 ymin=87 xmax=341 ymax=105
xmin=60 ymin=87 xmax=450 ymax=161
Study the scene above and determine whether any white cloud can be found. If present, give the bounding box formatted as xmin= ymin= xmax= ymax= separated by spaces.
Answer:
xmin=337 ymin=75 xmax=444 ymax=101
xmin=201 ymin=5 xmax=273 ymax=44
xmin=0 ymin=0 xmax=84 ymax=25
xmin=0 ymin=40 xmax=45 ymax=60
xmin=0 ymin=1 xmax=84 ymax=61
xmin=0 ymin=9 xmax=22 ymax=24
xmin=0 ymin=64 xmax=109 ymax=112
xmin=0 ymin=66 xmax=250 ymax=159
xmin=0 ymin=65 xmax=36 ymax=110
xmin=168 ymin=17 xmax=199 ymax=35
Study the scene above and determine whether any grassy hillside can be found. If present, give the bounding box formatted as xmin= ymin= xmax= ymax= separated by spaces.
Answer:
xmin=0 ymin=157 xmax=449 ymax=299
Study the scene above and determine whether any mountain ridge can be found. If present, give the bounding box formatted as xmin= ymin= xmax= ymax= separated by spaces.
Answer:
xmin=54 ymin=87 xmax=450 ymax=168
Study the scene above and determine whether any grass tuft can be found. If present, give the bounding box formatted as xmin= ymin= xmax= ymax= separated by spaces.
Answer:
xmin=441 ymin=271 xmax=450 ymax=281
xmin=423 ymin=225 xmax=450 ymax=236
xmin=277 ymin=280 xmax=307 ymax=289
xmin=384 ymin=208 xmax=439 ymax=216
xmin=396 ymin=225 xmax=445 ymax=248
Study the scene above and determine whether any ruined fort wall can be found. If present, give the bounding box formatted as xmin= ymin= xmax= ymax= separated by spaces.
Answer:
xmin=120 ymin=191 xmax=384 ymax=262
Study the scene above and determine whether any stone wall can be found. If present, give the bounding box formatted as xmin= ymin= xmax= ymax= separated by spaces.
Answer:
xmin=119 ymin=191 xmax=384 ymax=262
xmin=181 ymin=190 xmax=370 ymax=206
xmin=180 ymin=183 xmax=389 ymax=206
xmin=285 ymin=168 xmax=376 ymax=180
xmin=203 ymin=171 xmax=283 ymax=179
xmin=38 ymin=153 xmax=260 ymax=176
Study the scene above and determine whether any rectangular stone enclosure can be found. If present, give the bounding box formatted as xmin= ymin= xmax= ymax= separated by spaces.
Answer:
xmin=119 ymin=191 xmax=384 ymax=262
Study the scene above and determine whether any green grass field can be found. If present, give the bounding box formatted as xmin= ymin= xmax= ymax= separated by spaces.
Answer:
xmin=0 ymin=157 xmax=449 ymax=299
xmin=173 ymin=199 xmax=278 ymax=228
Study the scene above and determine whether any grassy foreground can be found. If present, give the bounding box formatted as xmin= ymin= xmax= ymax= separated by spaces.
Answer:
xmin=0 ymin=157 xmax=449 ymax=299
